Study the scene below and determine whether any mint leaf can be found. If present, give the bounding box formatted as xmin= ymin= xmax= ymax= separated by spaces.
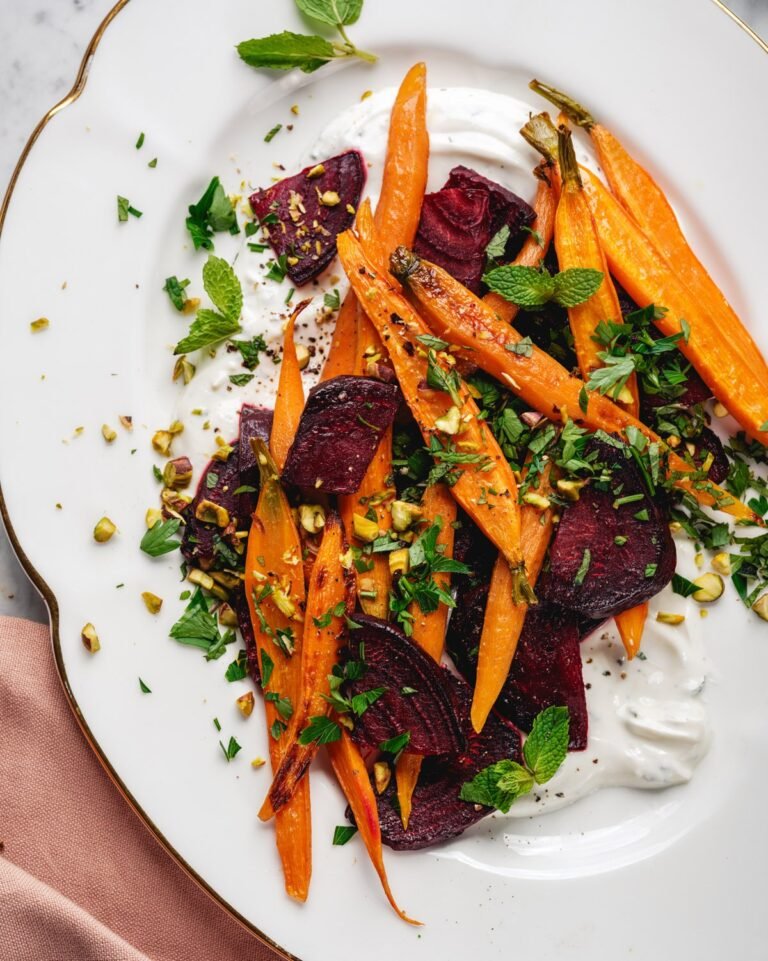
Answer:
xmin=202 ymin=255 xmax=242 ymax=321
xmin=296 ymin=0 xmax=363 ymax=26
xmin=483 ymin=265 xmax=556 ymax=307
xmin=174 ymin=309 xmax=241 ymax=355
xmin=229 ymin=373 xmax=254 ymax=387
xmin=186 ymin=176 xmax=237 ymax=251
xmin=552 ymin=267 xmax=603 ymax=307
xmin=485 ymin=225 xmax=510 ymax=261
xmin=299 ymin=715 xmax=342 ymax=745
xmin=140 ymin=518 xmax=181 ymax=556
xmin=459 ymin=759 xmax=533 ymax=813
xmin=332 ymin=824 xmax=358 ymax=845
xmin=237 ymin=32 xmax=336 ymax=73
xmin=522 ymin=705 xmax=570 ymax=783
xmin=233 ymin=335 xmax=268 ymax=371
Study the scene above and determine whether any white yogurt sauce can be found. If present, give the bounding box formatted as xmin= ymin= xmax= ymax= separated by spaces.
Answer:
xmin=175 ymin=87 xmax=711 ymax=813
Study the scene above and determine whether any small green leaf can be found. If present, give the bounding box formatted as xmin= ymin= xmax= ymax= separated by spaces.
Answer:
xmin=379 ymin=731 xmax=410 ymax=755
xmin=140 ymin=519 xmax=181 ymax=556
xmin=296 ymin=0 xmax=363 ymax=26
xmin=522 ymin=705 xmax=570 ymax=784
xmin=485 ymin=224 xmax=510 ymax=260
xmin=174 ymin=309 xmax=241 ymax=355
xmin=202 ymin=255 xmax=243 ymax=321
xmin=332 ymin=824 xmax=358 ymax=845
xmin=237 ymin=32 xmax=336 ymax=73
xmin=459 ymin=759 xmax=533 ymax=813
xmin=483 ymin=265 xmax=556 ymax=307
xmin=219 ymin=736 xmax=242 ymax=761
xmin=264 ymin=123 xmax=282 ymax=143
xmin=229 ymin=373 xmax=254 ymax=387
xmin=504 ymin=336 xmax=533 ymax=357
xmin=299 ymin=715 xmax=342 ymax=745
xmin=324 ymin=288 xmax=341 ymax=310
xmin=139 ymin=677 xmax=151 ymax=693
xmin=578 ymin=384 xmax=589 ymax=414
xmin=551 ymin=267 xmax=604 ymax=307
xmin=225 ymin=650 xmax=248 ymax=682
xmin=574 ymin=548 xmax=591 ymax=586
xmin=260 ymin=649 xmax=274 ymax=688
xmin=672 ymin=573 xmax=699 ymax=598
xmin=163 ymin=275 xmax=189 ymax=311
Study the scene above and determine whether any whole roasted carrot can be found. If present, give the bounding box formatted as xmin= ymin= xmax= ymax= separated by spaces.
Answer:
xmin=521 ymin=112 xmax=768 ymax=443
xmin=327 ymin=732 xmax=420 ymax=925
xmin=337 ymin=229 xmax=534 ymax=599
xmin=390 ymin=244 xmax=757 ymax=524
xmin=244 ymin=440 xmax=310 ymax=901
xmin=554 ymin=125 xmax=646 ymax=654
xmin=270 ymin=300 xmax=308 ymax=472
xmin=471 ymin=464 xmax=554 ymax=733
xmin=483 ymin=160 xmax=559 ymax=324
xmin=259 ymin=512 xmax=352 ymax=819
xmin=395 ymin=482 xmax=456 ymax=828
xmin=530 ymin=79 xmax=768 ymax=393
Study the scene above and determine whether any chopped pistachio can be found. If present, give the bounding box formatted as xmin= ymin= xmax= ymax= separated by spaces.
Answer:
xmin=522 ymin=491 xmax=551 ymax=510
xmin=168 ymin=420 xmax=184 ymax=435
xmin=352 ymin=513 xmax=379 ymax=543
xmin=236 ymin=691 xmax=255 ymax=718
xmin=119 ymin=415 xmax=133 ymax=431
xmin=251 ymin=756 xmax=267 ymax=768
xmin=93 ymin=516 xmax=117 ymax=543
xmin=295 ymin=344 xmax=310 ymax=370
xmin=188 ymin=568 xmax=215 ymax=591
xmin=656 ymin=612 xmax=685 ymax=626
xmin=195 ymin=499 xmax=230 ymax=527
xmin=81 ymin=622 xmax=100 ymax=653
xmin=307 ymin=163 xmax=325 ymax=178
xmin=218 ymin=602 xmax=239 ymax=627
xmin=373 ymin=761 xmax=391 ymax=794
xmin=388 ymin=548 xmax=410 ymax=576
xmin=434 ymin=405 xmax=461 ymax=435
xmin=298 ymin=503 xmax=326 ymax=534
xmin=141 ymin=591 xmax=163 ymax=614
xmin=101 ymin=424 xmax=117 ymax=443
xmin=152 ymin=430 xmax=174 ymax=456
xmin=319 ymin=190 xmax=341 ymax=206
xmin=752 ymin=594 xmax=768 ymax=621
xmin=290 ymin=103 xmax=299 ymax=115
xmin=556 ymin=478 xmax=586 ymax=501
xmin=665 ymin=434 xmax=681 ymax=449
xmin=145 ymin=507 xmax=163 ymax=528
xmin=163 ymin=456 xmax=193 ymax=490
xmin=391 ymin=500 xmax=422 ymax=533
xmin=161 ymin=488 xmax=192 ymax=518
xmin=694 ymin=552 xmax=704 ymax=569
xmin=615 ymin=385 xmax=635 ymax=405
xmin=668 ymin=520 xmax=682 ymax=533
xmin=211 ymin=571 xmax=242 ymax=590
xmin=212 ymin=436 xmax=234 ymax=461
xmin=691 ymin=572 xmax=724 ymax=603
xmin=273 ymin=586 xmax=297 ymax=619
xmin=339 ymin=547 xmax=354 ymax=570
xmin=30 ymin=317 xmax=49 ymax=332
xmin=711 ymin=553 xmax=732 ymax=576
xmin=712 ymin=401 xmax=728 ymax=418
xmin=182 ymin=297 xmax=200 ymax=315
xmin=172 ymin=356 xmax=196 ymax=384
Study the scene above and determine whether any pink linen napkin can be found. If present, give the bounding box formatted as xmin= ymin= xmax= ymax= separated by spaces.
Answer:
xmin=0 ymin=615 xmax=283 ymax=961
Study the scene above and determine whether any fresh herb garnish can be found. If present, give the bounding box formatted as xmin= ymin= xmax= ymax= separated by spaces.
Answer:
xmin=485 ymin=225 xmax=510 ymax=262
xmin=574 ymin=548 xmax=591 ymax=586
xmin=332 ymin=825 xmax=358 ymax=846
xmin=379 ymin=731 xmax=411 ymax=755
xmin=140 ymin=518 xmax=182 ymax=556
xmin=163 ymin=275 xmax=190 ymax=311
xmin=264 ymin=123 xmax=283 ymax=143
xmin=298 ymin=714 xmax=342 ymax=745
xmin=459 ymin=706 xmax=570 ymax=812
xmin=219 ymin=736 xmax=242 ymax=762
xmin=135 ymin=132 xmax=145 ymax=149
xmin=237 ymin=0 xmax=376 ymax=74
xmin=313 ymin=600 xmax=346 ymax=628
xmin=225 ymin=650 xmax=248 ymax=682
xmin=138 ymin=677 xmax=152 ymax=693
xmin=117 ymin=195 xmax=143 ymax=222
xmin=484 ymin=264 xmax=603 ymax=308
xmin=426 ymin=349 xmax=462 ymax=406
xmin=260 ymin=649 xmax=275 ymax=688
xmin=324 ymin=288 xmax=341 ymax=310
xmin=265 ymin=254 xmax=289 ymax=283
xmin=185 ymin=176 xmax=238 ymax=251
xmin=229 ymin=373 xmax=255 ymax=387
xmin=174 ymin=255 xmax=243 ymax=354
xmin=233 ymin=334 xmax=268 ymax=370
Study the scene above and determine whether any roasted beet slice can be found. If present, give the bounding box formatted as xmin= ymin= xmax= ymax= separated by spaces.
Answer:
xmin=414 ymin=188 xmax=491 ymax=293
xmin=538 ymin=437 xmax=675 ymax=619
xmin=281 ymin=375 xmax=401 ymax=494
xmin=239 ymin=405 xmax=273 ymax=479
xmin=694 ymin=427 xmax=728 ymax=484
xmin=347 ymin=615 xmax=465 ymax=756
xmin=232 ymin=587 xmax=259 ymax=686
xmin=181 ymin=444 xmax=243 ymax=571
xmin=447 ymin=588 xmax=588 ymax=750
xmin=445 ymin=165 xmax=536 ymax=238
xmin=249 ymin=150 xmax=365 ymax=286
xmin=375 ymin=673 xmax=522 ymax=850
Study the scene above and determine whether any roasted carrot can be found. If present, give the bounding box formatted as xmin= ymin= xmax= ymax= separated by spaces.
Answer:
xmin=338 ymin=229 xmax=534 ymax=597
xmin=483 ymin=160 xmax=558 ymax=324
xmin=471 ymin=464 xmax=554 ymax=733
xmin=395 ymin=482 xmax=456 ymax=828
xmin=390 ymin=244 xmax=757 ymax=524
xmin=327 ymin=731 xmax=420 ymax=924
xmin=520 ymin=112 xmax=768 ymax=443
xmin=270 ymin=300 xmax=308 ymax=472
xmin=530 ymin=79 xmax=768 ymax=394
xmin=244 ymin=440 xmax=310 ymax=901
xmin=259 ymin=512 xmax=352 ymax=819
xmin=615 ymin=601 xmax=648 ymax=660
xmin=320 ymin=292 xmax=358 ymax=382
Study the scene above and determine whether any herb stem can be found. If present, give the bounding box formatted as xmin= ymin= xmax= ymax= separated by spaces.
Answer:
xmin=529 ymin=80 xmax=595 ymax=130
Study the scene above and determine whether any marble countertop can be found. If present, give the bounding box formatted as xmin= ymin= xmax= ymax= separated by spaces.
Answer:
xmin=1 ymin=0 xmax=767 ymax=625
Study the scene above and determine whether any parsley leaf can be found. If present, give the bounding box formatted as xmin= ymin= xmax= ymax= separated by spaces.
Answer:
xmin=185 ymin=176 xmax=238 ymax=251
xmin=224 ymin=650 xmax=248 ymax=682
xmin=485 ymin=224 xmax=510 ymax=261
xmin=117 ymin=195 xmax=142 ymax=222
xmin=672 ymin=573 xmax=699 ymax=597
xmin=219 ymin=736 xmax=242 ymax=761
xmin=140 ymin=519 xmax=181 ymax=556
xmin=229 ymin=373 xmax=254 ymax=387
xmin=139 ymin=677 xmax=152 ymax=694
xmin=379 ymin=731 xmax=410 ymax=755
xmin=324 ymin=288 xmax=341 ymax=310
xmin=233 ymin=335 xmax=268 ymax=370
xmin=163 ymin=276 xmax=190 ymax=311
xmin=426 ymin=350 xmax=462 ymax=406
xmin=298 ymin=715 xmax=342 ymax=745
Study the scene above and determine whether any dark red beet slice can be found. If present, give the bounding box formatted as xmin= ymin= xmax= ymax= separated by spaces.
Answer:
xmin=445 ymin=165 xmax=536 ymax=237
xmin=446 ymin=587 xmax=588 ymax=750
xmin=694 ymin=427 xmax=728 ymax=484
xmin=281 ymin=375 xmax=401 ymax=494
xmin=232 ymin=588 xmax=260 ymax=686
xmin=414 ymin=188 xmax=491 ymax=294
xmin=375 ymin=672 xmax=522 ymax=850
xmin=347 ymin=615 xmax=465 ymax=757
xmin=238 ymin=404 xmax=273 ymax=519
xmin=181 ymin=444 xmax=243 ymax=571
xmin=538 ymin=437 xmax=675 ymax=619
xmin=249 ymin=150 xmax=365 ymax=286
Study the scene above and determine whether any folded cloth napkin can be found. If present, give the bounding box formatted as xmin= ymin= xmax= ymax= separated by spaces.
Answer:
xmin=0 ymin=616 xmax=282 ymax=961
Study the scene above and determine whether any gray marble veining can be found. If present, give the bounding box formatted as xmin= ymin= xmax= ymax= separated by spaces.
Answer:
xmin=0 ymin=0 xmax=766 ymax=624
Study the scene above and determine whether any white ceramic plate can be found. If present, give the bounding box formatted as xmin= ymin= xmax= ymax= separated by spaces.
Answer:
xmin=1 ymin=1 xmax=767 ymax=958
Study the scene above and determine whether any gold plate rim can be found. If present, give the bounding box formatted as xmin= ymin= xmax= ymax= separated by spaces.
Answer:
xmin=0 ymin=0 xmax=764 ymax=957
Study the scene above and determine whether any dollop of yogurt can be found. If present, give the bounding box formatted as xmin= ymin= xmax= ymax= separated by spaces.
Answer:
xmin=175 ymin=87 xmax=711 ymax=813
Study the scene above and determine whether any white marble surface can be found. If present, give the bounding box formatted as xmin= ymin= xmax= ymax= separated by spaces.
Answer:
xmin=0 ymin=0 xmax=767 ymax=624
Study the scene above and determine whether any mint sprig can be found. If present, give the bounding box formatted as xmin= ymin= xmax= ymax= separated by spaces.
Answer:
xmin=174 ymin=255 xmax=243 ymax=355
xmin=484 ymin=264 xmax=603 ymax=309
xmin=459 ymin=706 xmax=570 ymax=812
xmin=237 ymin=0 xmax=376 ymax=75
